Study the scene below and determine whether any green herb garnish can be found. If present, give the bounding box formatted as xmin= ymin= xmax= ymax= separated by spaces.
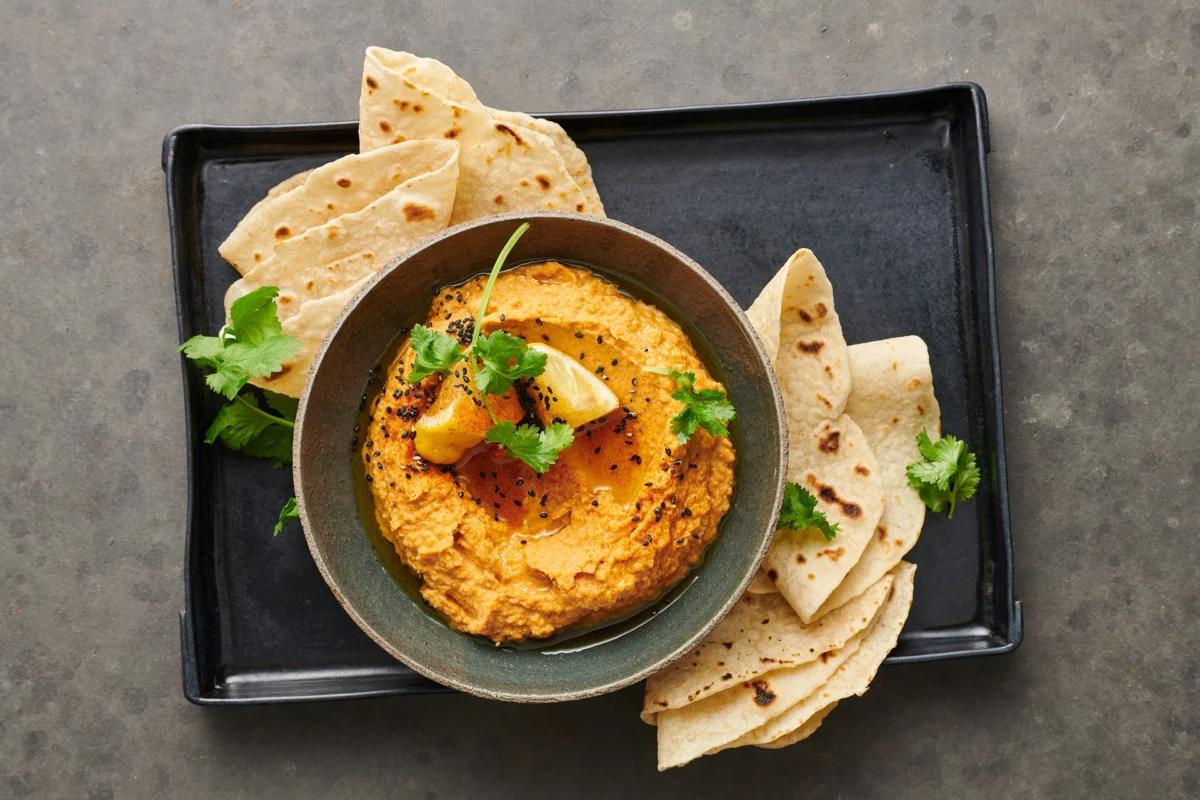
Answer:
xmin=778 ymin=481 xmax=840 ymax=542
xmin=484 ymin=421 xmax=575 ymax=474
xmin=273 ymin=496 xmax=299 ymax=537
xmin=180 ymin=285 xmax=302 ymax=535
xmin=471 ymin=330 xmax=548 ymax=395
xmin=648 ymin=368 xmax=737 ymax=443
xmin=905 ymin=431 xmax=981 ymax=519
xmin=179 ymin=286 xmax=301 ymax=400
xmin=204 ymin=390 xmax=296 ymax=467
xmin=403 ymin=222 xmax=571 ymax=473
xmin=407 ymin=323 xmax=464 ymax=383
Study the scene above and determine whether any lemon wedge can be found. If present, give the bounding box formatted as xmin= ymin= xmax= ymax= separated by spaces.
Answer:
xmin=414 ymin=379 xmax=523 ymax=464
xmin=527 ymin=343 xmax=619 ymax=429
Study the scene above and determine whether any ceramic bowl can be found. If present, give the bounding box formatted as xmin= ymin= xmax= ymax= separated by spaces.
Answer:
xmin=294 ymin=212 xmax=786 ymax=702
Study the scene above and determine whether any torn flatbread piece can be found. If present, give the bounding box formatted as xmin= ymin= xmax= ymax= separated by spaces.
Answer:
xmin=358 ymin=47 xmax=600 ymax=223
xmin=763 ymin=413 xmax=885 ymax=622
xmin=655 ymin=617 xmax=872 ymax=770
xmin=745 ymin=249 xmax=850 ymax=439
xmin=223 ymin=139 xmax=460 ymax=324
xmin=217 ymin=140 xmax=453 ymax=275
xmin=733 ymin=561 xmax=916 ymax=749
xmin=642 ymin=572 xmax=894 ymax=721
xmin=814 ymin=338 xmax=940 ymax=617
xmin=652 ymin=568 xmax=899 ymax=770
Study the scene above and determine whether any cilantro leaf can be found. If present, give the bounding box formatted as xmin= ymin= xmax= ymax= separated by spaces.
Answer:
xmin=649 ymin=368 xmax=737 ymax=443
xmin=227 ymin=286 xmax=286 ymax=346
xmin=201 ymin=334 xmax=301 ymax=399
xmin=905 ymin=431 xmax=981 ymax=519
xmin=408 ymin=324 xmax=465 ymax=383
xmin=204 ymin=394 xmax=295 ymax=467
xmin=473 ymin=331 xmax=547 ymax=396
xmin=484 ymin=421 xmax=573 ymax=473
xmin=179 ymin=286 xmax=300 ymax=400
xmin=777 ymin=481 xmax=840 ymax=541
xmin=273 ymin=496 xmax=299 ymax=537
xmin=178 ymin=334 xmax=227 ymax=369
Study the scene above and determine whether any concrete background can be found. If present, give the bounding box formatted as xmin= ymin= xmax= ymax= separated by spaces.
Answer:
xmin=2 ymin=1 xmax=1197 ymax=797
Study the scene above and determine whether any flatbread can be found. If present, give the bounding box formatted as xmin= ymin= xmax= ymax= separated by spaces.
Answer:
xmin=655 ymin=617 xmax=873 ymax=770
xmin=223 ymin=140 xmax=460 ymax=326
xmin=745 ymin=249 xmax=850 ymax=438
xmin=642 ymin=572 xmax=894 ymax=720
xmin=813 ymin=338 xmax=941 ymax=617
xmin=747 ymin=251 xmax=877 ymax=620
xmin=358 ymin=47 xmax=598 ymax=223
xmin=489 ymin=109 xmax=604 ymax=215
xmin=756 ymin=702 xmax=836 ymax=750
xmin=249 ymin=276 xmax=372 ymax=398
xmin=729 ymin=561 xmax=916 ymax=750
xmin=763 ymin=414 xmax=885 ymax=622
xmin=217 ymin=141 xmax=453 ymax=275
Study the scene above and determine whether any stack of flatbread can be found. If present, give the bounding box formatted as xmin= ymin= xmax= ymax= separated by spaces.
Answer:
xmin=642 ymin=250 xmax=942 ymax=769
xmin=217 ymin=48 xmax=605 ymax=396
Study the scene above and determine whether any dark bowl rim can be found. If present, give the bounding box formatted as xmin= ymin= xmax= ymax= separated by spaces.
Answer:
xmin=293 ymin=211 xmax=788 ymax=702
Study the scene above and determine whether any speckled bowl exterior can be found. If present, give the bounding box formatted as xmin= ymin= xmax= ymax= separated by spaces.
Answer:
xmin=294 ymin=212 xmax=787 ymax=702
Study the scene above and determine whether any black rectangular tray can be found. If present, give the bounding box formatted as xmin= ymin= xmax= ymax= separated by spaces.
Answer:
xmin=164 ymin=83 xmax=1021 ymax=705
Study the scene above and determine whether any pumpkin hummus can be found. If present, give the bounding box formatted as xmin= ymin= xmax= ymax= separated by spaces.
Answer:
xmin=361 ymin=261 xmax=736 ymax=643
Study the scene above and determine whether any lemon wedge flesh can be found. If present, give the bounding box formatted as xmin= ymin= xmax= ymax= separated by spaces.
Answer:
xmin=528 ymin=343 xmax=619 ymax=429
xmin=414 ymin=379 xmax=523 ymax=464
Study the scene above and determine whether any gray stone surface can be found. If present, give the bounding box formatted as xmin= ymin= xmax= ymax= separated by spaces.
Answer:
xmin=1 ymin=0 xmax=1197 ymax=797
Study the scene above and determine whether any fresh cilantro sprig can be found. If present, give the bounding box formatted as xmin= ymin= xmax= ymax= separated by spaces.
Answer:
xmin=905 ymin=431 xmax=981 ymax=519
xmin=485 ymin=421 xmax=575 ymax=474
xmin=180 ymin=285 xmax=302 ymax=535
xmin=648 ymin=368 xmax=737 ymax=443
xmin=403 ymin=222 xmax=571 ymax=473
xmin=204 ymin=390 xmax=296 ymax=467
xmin=777 ymin=481 xmax=840 ymax=542
xmin=180 ymin=287 xmax=301 ymax=400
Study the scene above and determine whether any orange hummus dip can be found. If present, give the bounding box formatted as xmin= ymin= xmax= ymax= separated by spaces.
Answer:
xmin=361 ymin=262 xmax=736 ymax=643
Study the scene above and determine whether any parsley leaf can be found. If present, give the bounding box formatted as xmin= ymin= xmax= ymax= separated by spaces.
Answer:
xmin=203 ymin=393 xmax=295 ymax=467
xmin=473 ymin=330 xmax=547 ymax=395
xmin=408 ymin=324 xmax=465 ymax=383
xmin=179 ymin=286 xmax=301 ymax=400
xmin=273 ymin=496 xmax=299 ymax=537
xmin=649 ymin=368 xmax=737 ymax=443
xmin=905 ymin=431 xmax=981 ymax=519
xmin=485 ymin=421 xmax=574 ymax=473
xmin=777 ymin=481 xmax=840 ymax=541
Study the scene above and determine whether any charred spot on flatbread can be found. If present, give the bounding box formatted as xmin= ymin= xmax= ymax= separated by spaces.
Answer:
xmin=751 ymin=680 xmax=776 ymax=706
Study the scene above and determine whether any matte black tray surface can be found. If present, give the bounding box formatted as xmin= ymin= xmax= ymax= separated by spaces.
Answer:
xmin=164 ymin=83 xmax=1021 ymax=705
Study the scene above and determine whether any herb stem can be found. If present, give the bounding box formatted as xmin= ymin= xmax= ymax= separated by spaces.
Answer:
xmin=235 ymin=393 xmax=294 ymax=428
xmin=470 ymin=222 xmax=530 ymax=350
